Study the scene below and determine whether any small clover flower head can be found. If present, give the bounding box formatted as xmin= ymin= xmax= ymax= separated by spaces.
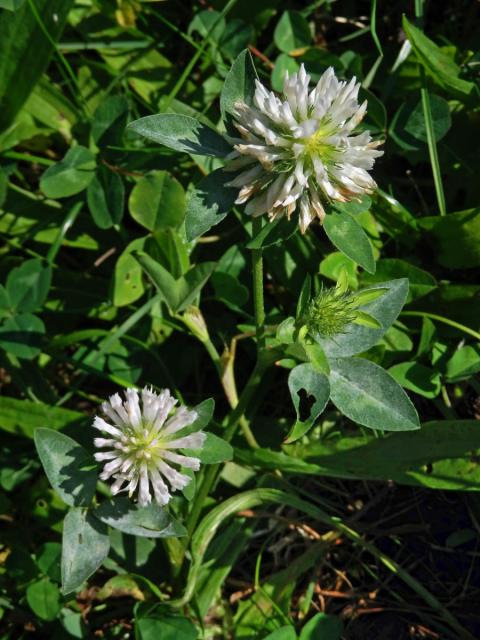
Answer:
xmin=225 ymin=64 xmax=383 ymax=233
xmin=306 ymin=287 xmax=359 ymax=338
xmin=305 ymin=276 xmax=386 ymax=339
xmin=93 ymin=387 xmax=204 ymax=507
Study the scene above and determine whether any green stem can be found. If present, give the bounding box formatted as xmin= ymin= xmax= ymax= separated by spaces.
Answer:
xmin=202 ymin=336 xmax=259 ymax=449
xmin=252 ymin=217 xmax=266 ymax=353
xmin=46 ymin=201 xmax=82 ymax=265
xmin=414 ymin=0 xmax=447 ymax=216
xmin=185 ymin=357 xmax=270 ymax=540
xmin=401 ymin=311 xmax=480 ymax=342
xmin=162 ymin=0 xmax=238 ymax=110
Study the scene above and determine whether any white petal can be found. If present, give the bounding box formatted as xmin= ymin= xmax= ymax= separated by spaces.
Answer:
xmin=157 ymin=460 xmax=191 ymax=491
xmin=93 ymin=416 xmax=122 ymax=437
xmin=161 ymin=407 xmax=198 ymax=437
xmin=164 ymin=431 xmax=206 ymax=450
xmin=138 ymin=464 xmax=151 ymax=507
xmin=161 ymin=451 xmax=201 ymax=471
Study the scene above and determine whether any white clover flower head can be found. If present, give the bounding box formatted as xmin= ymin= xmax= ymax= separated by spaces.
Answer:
xmin=93 ymin=387 xmax=205 ymax=507
xmin=225 ymin=64 xmax=383 ymax=233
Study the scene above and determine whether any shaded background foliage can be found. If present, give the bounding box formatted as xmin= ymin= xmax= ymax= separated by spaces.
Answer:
xmin=0 ymin=0 xmax=479 ymax=638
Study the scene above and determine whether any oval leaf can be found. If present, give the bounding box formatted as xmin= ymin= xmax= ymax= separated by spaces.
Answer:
xmin=40 ymin=146 xmax=96 ymax=199
xmin=315 ymin=278 xmax=409 ymax=357
xmin=329 ymin=357 xmax=420 ymax=432
xmin=127 ymin=114 xmax=232 ymax=157
xmin=62 ymin=508 xmax=110 ymax=594
xmin=34 ymin=428 xmax=97 ymax=507
xmin=323 ymin=211 xmax=375 ymax=274
xmin=94 ymin=497 xmax=187 ymax=538
xmin=129 ymin=170 xmax=186 ymax=231
xmin=287 ymin=363 xmax=330 ymax=443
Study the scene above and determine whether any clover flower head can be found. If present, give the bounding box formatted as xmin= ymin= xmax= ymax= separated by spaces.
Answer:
xmin=93 ymin=387 xmax=205 ymax=507
xmin=225 ymin=64 xmax=383 ymax=233
xmin=306 ymin=286 xmax=359 ymax=338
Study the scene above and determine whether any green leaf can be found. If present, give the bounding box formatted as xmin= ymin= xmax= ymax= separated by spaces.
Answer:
xmin=0 ymin=0 xmax=26 ymax=9
xmin=94 ymin=497 xmax=187 ymax=538
xmin=274 ymin=11 xmax=311 ymax=53
xmin=135 ymin=252 xmax=179 ymax=311
xmin=129 ymin=171 xmax=186 ymax=231
xmin=247 ymin=216 xmax=298 ymax=249
xmin=329 ymin=357 xmax=420 ymax=431
xmin=0 ymin=396 xmax=84 ymax=438
xmin=299 ymin=613 xmax=343 ymax=640
xmin=418 ymin=209 xmax=480 ymax=269
xmin=136 ymin=252 xmax=216 ymax=314
xmin=26 ymin=578 xmax=61 ymax=621
xmin=264 ymin=628 xmax=297 ymax=640
xmin=136 ymin=607 xmax=197 ymax=640
xmin=219 ymin=21 xmax=255 ymax=61
xmin=283 ymin=420 xmax=480 ymax=490
xmin=286 ymin=364 xmax=330 ymax=443
xmin=186 ymin=432 xmax=233 ymax=464
xmin=353 ymin=310 xmax=381 ymax=329
xmin=323 ymin=211 xmax=375 ymax=274
xmin=87 ymin=166 xmax=124 ymax=229
xmin=36 ymin=542 xmax=62 ymax=582
xmin=34 ymin=428 xmax=97 ymax=507
xmin=402 ymin=16 xmax=475 ymax=101
xmin=127 ymin=114 xmax=232 ymax=157
xmin=40 ymin=146 xmax=96 ymax=199
xmin=320 ymin=252 xmax=358 ymax=289
xmin=388 ymin=361 xmax=442 ymax=398
xmin=62 ymin=508 xmax=110 ymax=594
xmin=113 ymin=237 xmax=147 ymax=307
xmin=220 ymin=49 xmax=258 ymax=120
xmin=361 ymin=258 xmax=436 ymax=302
xmin=185 ymin=168 xmax=238 ymax=241
xmin=446 ymin=346 xmax=480 ymax=382
xmin=333 ymin=194 xmax=372 ymax=216
xmin=6 ymin=258 xmax=51 ymax=312
xmin=188 ymin=9 xmax=225 ymax=41
xmin=315 ymin=279 xmax=409 ymax=357
xmin=295 ymin=275 xmax=310 ymax=319
xmin=390 ymin=95 xmax=451 ymax=151
xmin=405 ymin=94 xmax=452 ymax=142
xmin=0 ymin=0 xmax=74 ymax=132
xmin=0 ymin=313 xmax=45 ymax=359
xmin=91 ymin=95 xmax=129 ymax=147
xmin=271 ymin=54 xmax=299 ymax=92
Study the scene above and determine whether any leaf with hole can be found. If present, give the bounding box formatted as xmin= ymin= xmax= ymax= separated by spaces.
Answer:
xmin=286 ymin=363 xmax=330 ymax=443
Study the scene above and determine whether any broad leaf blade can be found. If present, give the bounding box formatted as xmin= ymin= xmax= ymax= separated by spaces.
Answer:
xmin=127 ymin=114 xmax=232 ymax=157
xmin=34 ymin=428 xmax=97 ymax=507
xmin=94 ymin=497 xmax=186 ymax=538
xmin=286 ymin=363 xmax=330 ymax=443
xmin=323 ymin=211 xmax=375 ymax=274
xmin=329 ymin=357 xmax=420 ymax=431
xmin=62 ymin=508 xmax=110 ymax=594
